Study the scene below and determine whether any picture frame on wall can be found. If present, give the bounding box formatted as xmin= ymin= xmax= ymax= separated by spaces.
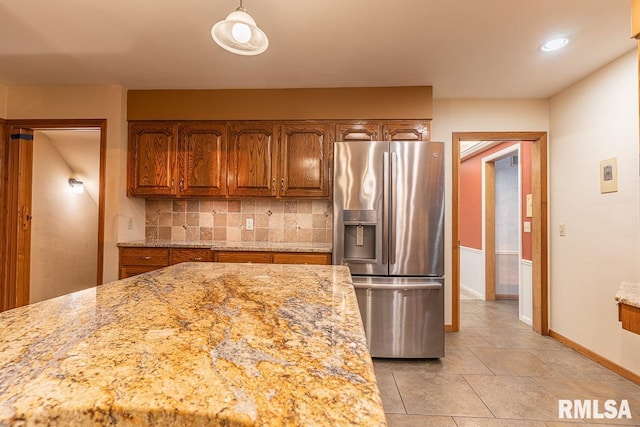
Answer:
xmin=599 ymin=157 xmax=618 ymax=193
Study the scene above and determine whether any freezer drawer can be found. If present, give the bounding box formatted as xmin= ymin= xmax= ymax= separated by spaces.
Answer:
xmin=354 ymin=278 xmax=444 ymax=358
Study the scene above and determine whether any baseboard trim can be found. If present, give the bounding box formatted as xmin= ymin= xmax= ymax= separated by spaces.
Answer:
xmin=549 ymin=329 xmax=640 ymax=386
xmin=445 ymin=324 xmax=454 ymax=332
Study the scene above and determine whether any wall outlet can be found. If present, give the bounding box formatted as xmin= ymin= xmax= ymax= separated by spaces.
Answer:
xmin=246 ymin=218 xmax=254 ymax=230
xmin=127 ymin=216 xmax=134 ymax=230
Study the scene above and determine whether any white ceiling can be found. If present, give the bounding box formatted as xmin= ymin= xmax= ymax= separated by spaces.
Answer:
xmin=0 ymin=0 xmax=635 ymax=99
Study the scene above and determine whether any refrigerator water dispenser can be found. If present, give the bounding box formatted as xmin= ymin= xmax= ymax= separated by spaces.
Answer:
xmin=343 ymin=210 xmax=377 ymax=260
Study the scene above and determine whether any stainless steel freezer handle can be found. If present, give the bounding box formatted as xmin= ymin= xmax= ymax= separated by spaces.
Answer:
xmin=390 ymin=151 xmax=397 ymax=264
xmin=352 ymin=282 xmax=442 ymax=290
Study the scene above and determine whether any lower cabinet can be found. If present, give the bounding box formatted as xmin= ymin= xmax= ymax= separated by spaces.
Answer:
xmin=119 ymin=248 xmax=170 ymax=279
xmin=119 ymin=247 xmax=332 ymax=279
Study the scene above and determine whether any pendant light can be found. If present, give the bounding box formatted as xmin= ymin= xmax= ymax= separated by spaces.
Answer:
xmin=211 ymin=0 xmax=269 ymax=56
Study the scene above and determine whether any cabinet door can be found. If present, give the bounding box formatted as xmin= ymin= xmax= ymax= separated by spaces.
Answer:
xmin=228 ymin=123 xmax=278 ymax=197
xmin=178 ymin=123 xmax=227 ymax=197
xmin=217 ymin=251 xmax=272 ymax=263
xmin=383 ymin=120 xmax=431 ymax=141
xmin=279 ymin=123 xmax=332 ymax=198
xmin=336 ymin=122 xmax=381 ymax=142
xmin=128 ymin=122 xmax=177 ymax=196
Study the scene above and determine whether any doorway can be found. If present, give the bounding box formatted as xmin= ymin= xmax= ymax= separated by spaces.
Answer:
xmin=452 ymin=132 xmax=548 ymax=334
xmin=1 ymin=120 xmax=106 ymax=311
xmin=30 ymin=129 xmax=101 ymax=303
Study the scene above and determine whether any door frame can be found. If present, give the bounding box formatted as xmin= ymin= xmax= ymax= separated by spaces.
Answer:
xmin=1 ymin=119 xmax=107 ymax=311
xmin=452 ymin=131 xmax=548 ymax=334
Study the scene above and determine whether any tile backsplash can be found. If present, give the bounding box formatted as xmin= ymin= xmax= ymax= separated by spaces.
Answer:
xmin=145 ymin=199 xmax=333 ymax=244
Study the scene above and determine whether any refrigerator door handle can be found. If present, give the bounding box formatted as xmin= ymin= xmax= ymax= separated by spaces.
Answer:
xmin=382 ymin=151 xmax=389 ymax=264
xmin=352 ymin=282 xmax=442 ymax=290
xmin=390 ymin=151 xmax=397 ymax=264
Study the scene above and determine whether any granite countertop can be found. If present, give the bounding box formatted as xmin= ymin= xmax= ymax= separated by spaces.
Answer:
xmin=615 ymin=281 xmax=640 ymax=309
xmin=0 ymin=263 xmax=385 ymax=426
xmin=118 ymin=240 xmax=333 ymax=253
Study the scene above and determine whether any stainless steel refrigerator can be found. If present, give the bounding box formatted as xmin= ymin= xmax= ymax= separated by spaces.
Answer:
xmin=333 ymin=140 xmax=444 ymax=358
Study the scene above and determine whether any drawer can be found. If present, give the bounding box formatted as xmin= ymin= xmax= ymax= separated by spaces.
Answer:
xmin=120 ymin=248 xmax=170 ymax=266
xmin=119 ymin=265 xmax=164 ymax=279
xmin=171 ymin=248 xmax=216 ymax=264
xmin=272 ymin=253 xmax=331 ymax=265
xmin=217 ymin=251 xmax=272 ymax=263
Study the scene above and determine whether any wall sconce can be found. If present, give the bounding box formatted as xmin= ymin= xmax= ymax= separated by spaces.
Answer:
xmin=69 ymin=178 xmax=85 ymax=194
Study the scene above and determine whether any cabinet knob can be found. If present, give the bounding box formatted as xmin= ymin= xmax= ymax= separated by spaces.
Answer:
xmin=140 ymin=256 xmax=152 ymax=260
xmin=281 ymin=178 xmax=285 ymax=192
xmin=179 ymin=178 xmax=184 ymax=192
xmin=193 ymin=257 xmax=203 ymax=261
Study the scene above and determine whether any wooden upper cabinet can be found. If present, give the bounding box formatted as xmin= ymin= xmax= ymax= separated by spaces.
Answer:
xmin=335 ymin=120 xmax=431 ymax=143
xmin=383 ymin=120 xmax=430 ymax=141
xmin=178 ymin=123 xmax=227 ymax=197
xmin=128 ymin=122 xmax=177 ymax=196
xmin=279 ymin=123 xmax=332 ymax=198
xmin=336 ymin=122 xmax=380 ymax=142
xmin=228 ymin=122 xmax=278 ymax=197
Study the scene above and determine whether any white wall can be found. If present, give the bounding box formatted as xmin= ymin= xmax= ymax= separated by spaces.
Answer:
xmin=432 ymin=98 xmax=549 ymax=325
xmin=6 ymin=85 xmax=145 ymax=283
xmin=460 ymin=246 xmax=484 ymax=298
xmin=30 ymin=133 xmax=98 ymax=302
xmin=549 ymin=50 xmax=640 ymax=375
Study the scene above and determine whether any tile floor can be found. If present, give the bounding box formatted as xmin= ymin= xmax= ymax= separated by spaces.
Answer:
xmin=373 ymin=299 xmax=640 ymax=426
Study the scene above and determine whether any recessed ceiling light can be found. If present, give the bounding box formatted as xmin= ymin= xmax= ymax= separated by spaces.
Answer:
xmin=539 ymin=38 xmax=570 ymax=52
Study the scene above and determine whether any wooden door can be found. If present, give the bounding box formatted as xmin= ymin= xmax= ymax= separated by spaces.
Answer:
xmin=279 ymin=122 xmax=331 ymax=198
xmin=383 ymin=120 xmax=430 ymax=141
xmin=1 ymin=128 xmax=33 ymax=310
xmin=228 ymin=122 xmax=277 ymax=197
xmin=178 ymin=123 xmax=227 ymax=197
xmin=335 ymin=122 xmax=381 ymax=142
xmin=127 ymin=122 xmax=177 ymax=196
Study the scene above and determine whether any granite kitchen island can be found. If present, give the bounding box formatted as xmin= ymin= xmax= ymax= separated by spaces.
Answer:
xmin=0 ymin=263 xmax=386 ymax=426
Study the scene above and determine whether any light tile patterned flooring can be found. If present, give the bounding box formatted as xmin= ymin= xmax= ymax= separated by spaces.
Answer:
xmin=373 ymin=300 xmax=640 ymax=426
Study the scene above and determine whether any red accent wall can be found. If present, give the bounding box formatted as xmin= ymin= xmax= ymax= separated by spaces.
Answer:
xmin=459 ymin=141 xmax=532 ymax=261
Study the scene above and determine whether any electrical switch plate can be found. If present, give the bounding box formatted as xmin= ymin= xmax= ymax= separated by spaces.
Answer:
xmin=559 ymin=223 xmax=566 ymax=237
xmin=246 ymin=218 xmax=254 ymax=230
xmin=523 ymin=221 xmax=531 ymax=233
xmin=127 ymin=217 xmax=134 ymax=230
xmin=526 ymin=194 xmax=533 ymax=217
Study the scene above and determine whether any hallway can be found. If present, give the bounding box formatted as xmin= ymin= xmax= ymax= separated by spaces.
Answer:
xmin=373 ymin=300 xmax=640 ymax=426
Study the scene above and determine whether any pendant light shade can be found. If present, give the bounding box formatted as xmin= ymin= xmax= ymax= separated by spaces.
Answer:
xmin=211 ymin=2 xmax=268 ymax=56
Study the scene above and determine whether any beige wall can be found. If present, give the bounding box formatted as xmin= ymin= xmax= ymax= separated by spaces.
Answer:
xmin=128 ymin=87 xmax=433 ymax=120
xmin=30 ymin=132 xmax=98 ymax=302
xmin=6 ymin=85 xmax=144 ymax=283
xmin=0 ymin=84 xmax=7 ymax=118
xmin=431 ymin=98 xmax=549 ymax=326
xmin=549 ymin=50 xmax=640 ymax=375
